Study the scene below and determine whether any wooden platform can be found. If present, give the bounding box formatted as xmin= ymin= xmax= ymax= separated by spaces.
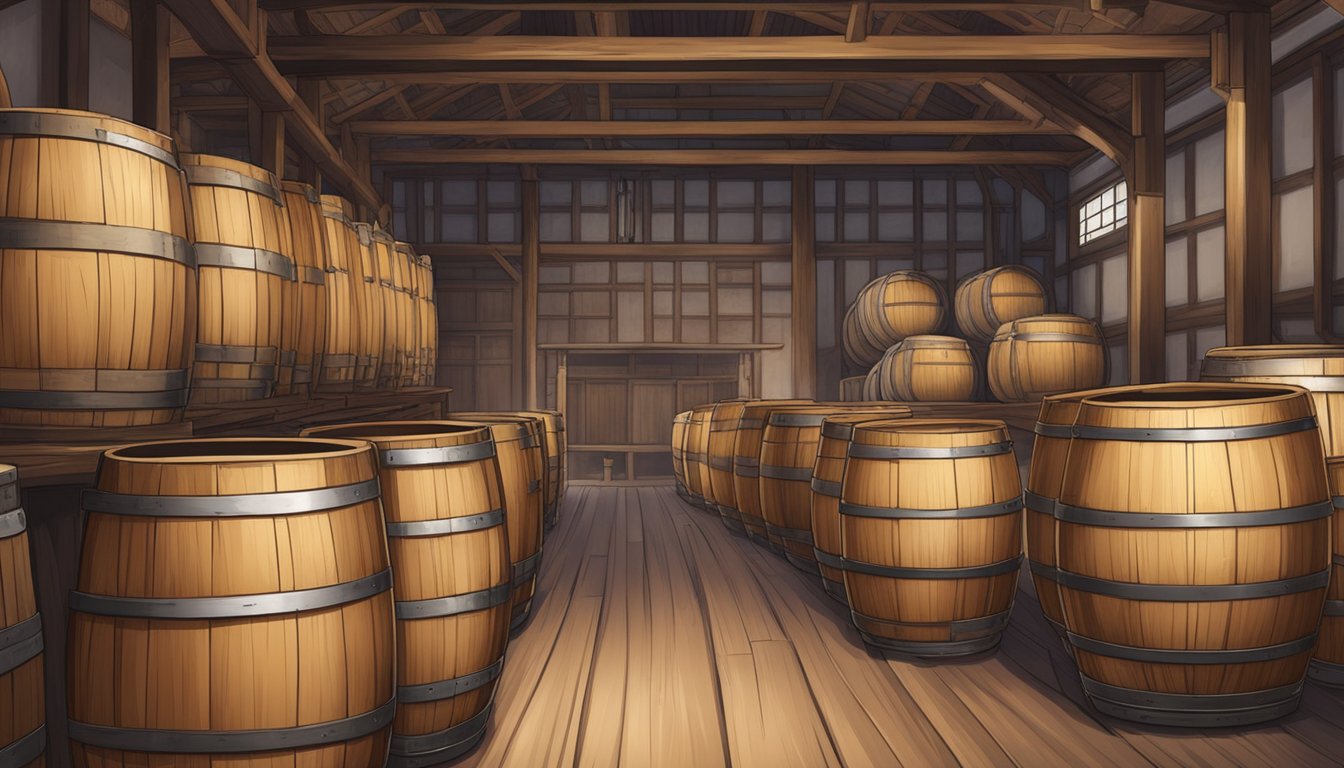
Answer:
xmin=469 ymin=484 xmax=1344 ymax=768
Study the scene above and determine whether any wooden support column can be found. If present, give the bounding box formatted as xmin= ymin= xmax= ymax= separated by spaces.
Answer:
xmin=260 ymin=112 xmax=285 ymax=177
xmin=1222 ymin=12 xmax=1272 ymax=346
xmin=791 ymin=165 xmax=817 ymax=398
xmin=41 ymin=0 xmax=90 ymax=108
xmin=1314 ymin=53 xmax=1337 ymax=339
xmin=0 ymin=62 xmax=10 ymax=108
xmin=522 ymin=166 xmax=540 ymax=409
xmin=130 ymin=0 xmax=170 ymax=131
xmin=1128 ymin=71 xmax=1165 ymax=383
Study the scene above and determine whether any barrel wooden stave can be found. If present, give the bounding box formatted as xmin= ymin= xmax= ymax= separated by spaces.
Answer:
xmin=280 ymin=181 xmax=329 ymax=396
xmin=838 ymin=376 xmax=866 ymax=403
xmin=1056 ymin=383 xmax=1330 ymax=726
xmin=0 ymin=465 xmax=45 ymax=766
xmin=68 ymin=438 xmax=395 ymax=764
xmin=840 ymin=420 xmax=1022 ymax=657
xmin=0 ymin=108 xmax=195 ymax=427
xmin=316 ymin=196 xmax=361 ymax=392
xmin=988 ymin=314 xmax=1107 ymax=402
xmin=873 ymin=335 xmax=977 ymax=402
xmin=954 ymin=265 xmax=1049 ymax=344
xmin=1200 ymin=344 xmax=1344 ymax=457
xmin=504 ymin=410 xmax=565 ymax=529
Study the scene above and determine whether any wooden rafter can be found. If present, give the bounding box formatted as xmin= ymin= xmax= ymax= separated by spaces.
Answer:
xmin=260 ymin=1 xmax=1157 ymax=10
xmin=375 ymin=148 xmax=1085 ymax=165
xmin=980 ymin=73 xmax=1131 ymax=166
xmin=349 ymin=118 xmax=1069 ymax=136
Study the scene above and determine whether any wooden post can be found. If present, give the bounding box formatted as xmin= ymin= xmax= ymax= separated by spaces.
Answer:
xmin=1223 ymin=12 xmax=1273 ymax=346
xmin=130 ymin=0 xmax=170 ymax=131
xmin=297 ymin=78 xmax=323 ymax=188
xmin=260 ymin=112 xmax=285 ymax=178
xmin=41 ymin=0 xmax=90 ymax=109
xmin=522 ymin=166 xmax=540 ymax=409
xmin=790 ymin=165 xmax=817 ymax=398
xmin=1127 ymin=71 xmax=1166 ymax=384
xmin=1314 ymin=53 xmax=1337 ymax=340
xmin=0 ymin=62 xmax=10 ymax=108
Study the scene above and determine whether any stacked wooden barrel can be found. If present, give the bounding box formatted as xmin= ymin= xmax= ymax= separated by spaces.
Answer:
xmin=1318 ymin=458 xmax=1344 ymax=686
xmin=706 ymin=399 xmax=752 ymax=529
xmin=953 ymin=265 xmax=1050 ymax=343
xmin=842 ymin=272 xmax=948 ymax=369
xmin=870 ymin=335 xmax=977 ymax=402
xmin=0 ymin=465 xmax=45 ymax=766
xmin=987 ymin=314 xmax=1107 ymax=402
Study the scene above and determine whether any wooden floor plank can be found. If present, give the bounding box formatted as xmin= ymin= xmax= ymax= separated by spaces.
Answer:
xmin=575 ymin=490 xmax=629 ymax=768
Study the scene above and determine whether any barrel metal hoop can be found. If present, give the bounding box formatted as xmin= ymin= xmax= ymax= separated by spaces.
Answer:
xmin=0 ymin=388 xmax=189 ymax=410
xmin=0 ymin=219 xmax=195 ymax=266
xmin=195 ymin=243 xmax=296 ymax=280
xmin=0 ymin=508 xmax=26 ymax=540
xmin=190 ymin=378 xmax=274 ymax=396
xmin=813 ymin=549 xmax=844 ymax=569
xmin=840 ymin=555 xmax=1022 ymax=580
xmin=1203 ymin=374 xmax=1344 ymax=393
xmin=736 ymin=467 xmax=760 ymax=479
xmin=298 ymin=265 xmax=326 ymax=285
xmin=1027 ymin=559 xmax=1059 ymax=581
xmin=512 ymin=551 xmax=542 ymax=585
xmin=737 ymin=419 xmax=764 ymax=429
xmin=1324 ymin=599 xmax=1344 ymax=616
xmin=397 ymin=658 xmax=504 ymax=704
xmin=1033 ymin=422 xmax=1074 ymax=439
xmin=0 ymin=111 xmax=177 ymax=166
xmin=321 ymin=209 xmax=353 ymax=226
xmin=277 ymin=350 xmax=297 ymax=367
xmin=84 ymin=478 xmax=379 ymax=519
xmin=770 ymin=413 xmax=829 ymax=427
xmin=1023 ymin=490 xmax=1056 ymax=515
xmin=0 ymin=467 xmax=15 ymax=489
xmin=1201 ymin=356 xmax=1344 ymax=378
xmin=853 ymin=606 xmax=1012 ymax=636
xmin=1067 ymin=631 xmax=1317 ymax=665
xmin=1333 ymin=554 xmax=1344 ymax=567
xmin=194 ymin=343 xmax=278 ymax=364
xmin=840 ymin=497 xmax=1023 ymax=520
xmin=821 ymin=422 xmax=858 ymax=441
xmin=1069 ymin=416 xmax=1318 ymax=443
xmin=848 ymin=441 xmax=1013 ymax=460
xmin=810 ymin=478 xmax=842 ymax=498
xmin=1078 ymin=673 xmax=1303 ymax=712
xmin=389 ymin=703 xmax=492 ymax=755
xmin=1054 ymin=500 xmax=1334 ymax=529
xmin=379 ymin=440 xmax=495 ymax=468
xmin=760 ymin=465 xmax=813 ymax=482
xmin=1055 ymin=568 xmax=1330 ymax=601
xmin=70 ymin=569 xmax=391 ymax=620
xmin=763 ymin=522 xmax=813 ymax=543
xmin=0 ymin=614 xmax=43 ymax=676
xmin=68 ymin=697 xmax=395 ymax=753
xmin=1002 ymin=332 xmax=1104 ymax=344
xmin=0 ymin=724 xmax=46 ymax=768
xmin=527 ymin=479 xmax=542 ymax=494
xmin=396 ymin=582 xmax=511 ymax=621
xmin=707 ymin=457 xmax=734 ymax=471
xmin=184 ymin=164 xmax=282 ymax=204
xmin=386 ymin=508 xmax=505 ymax=538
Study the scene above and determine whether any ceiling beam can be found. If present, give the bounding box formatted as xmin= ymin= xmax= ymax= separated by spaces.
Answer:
xmin=268 ymin=34 xmax=1210 ymax=78
xmin=349 ymin=118 xmax=1070 ymax=137
xmin=257 ymin=1 xmax=1152 ymax=10
xmin=374 ymin=148 xmax=1085 ymax=165
xmin=980 ymin=73 xmax=1132 ymax=166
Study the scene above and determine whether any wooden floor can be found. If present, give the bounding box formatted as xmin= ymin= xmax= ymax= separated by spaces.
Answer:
xmin=461 ymin=483 xmax=1344 ymax=768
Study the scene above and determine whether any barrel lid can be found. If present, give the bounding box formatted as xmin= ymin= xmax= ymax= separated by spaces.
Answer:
xmin=105 ymin=437 xmax=371 ymax=464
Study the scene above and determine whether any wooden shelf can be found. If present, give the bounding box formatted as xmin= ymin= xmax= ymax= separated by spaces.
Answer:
xmin=541 ymin=343 xmax=784 ymax=352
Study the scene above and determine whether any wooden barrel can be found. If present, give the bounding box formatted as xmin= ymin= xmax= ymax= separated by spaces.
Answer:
xmin=316 ymin=196 xmax=360 ymax=391
xmin=810 ymin=411 xmax=912 ymax=603
xmin=68 ymin=438 xmax=395 ymax=763
xmin=707 ymin=399 xmax=753 ymax=532
xmin=1056 ymin=383 xmax=1330 ymax=726
xmin=0 ymin=108 xmax=195 ymax=427
xmin=988 ymin=314 xmax=1107 ymax=402
xmin=953 ymin=265 xmax=1050 ymax=344
xmin=841 ymin=419 xmax=1023 ymax=656
xmin=1313 ymin=456 xmax=1344 ymax=687
xmin=368 ymin=227 xmax=404 ymax=390
xmin=861 ymin=368 xmax=882 ymax=401
xmin=182 ymin=153 xmax=293 ymax=404
xmin=351 ymin=222 xmax=385 ymax=389
xmin=0 ymin=465 xmax=46 ymax=766
xmin=1201 ymin=344 xmax=1344 ymax=456
xmin=730 ymin=400 xmax=813 ymax=542
xmin=302 ymin=421 xmax=511 ymax=764
xmin=280 ymin=181 xmax=329 ymax=396
xmin=683 ymin=404 xmax=715 ymax=509
xmin=395 ymin=242 xmax=421 ymax=388
xmin=451 ymin=413 xmax=546 ymax=632
xmin=841 ymin=303 xmax=885 ymax=371
xmin=419 ymin=255 xmax=439 ymax=386
xmin=843 ymin=272 xmax=949 ymax=368
xmin=872 ymin=335 xmax=977 ymax=402
xmin=514 ymin=410 xmax=566 ymax=530
xmin=838 ymin=376 xmax=866 ymax=403
xmin=672 ymin=410 xmax=693 ymax=502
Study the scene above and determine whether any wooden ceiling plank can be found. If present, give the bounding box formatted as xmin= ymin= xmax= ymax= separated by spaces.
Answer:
xmin=374 ymin=147 xmax=1086 ymax=165
xmin=330 ymin=82 xmax=408 ymax=121
xmin=349 ymin=118 xmax=1070 ymax=135
xmin=344 ymin=5 xmax=409 ymax=33
xmin=258 ymin=1 xmax=1151 ymax=11
xmin=419 ymin=9 xmax=447 ymax=32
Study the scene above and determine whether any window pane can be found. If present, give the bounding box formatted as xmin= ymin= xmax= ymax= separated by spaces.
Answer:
xmin=717 ymin=180 xmax=755 ymax=208
xmin=1166 ymin=150 xmax=1187 ymax=223
xmin=844 ymin=180 xmax=870 ymax=206
xmin=487 ymin=180 xmax=518 ymax=206
xmin=540 ymin=180 xmax=572 ymax=206
xmin=815 ymin=179 xmax=836 ymax=207
xmin=956 ymin=251 xmax=985 ymax=279
xmin=651 ymin=179 xmax=675 ymax=207
xmin=843 ymin=211 xmax=870 ymax=242
xmin=580 ymin=211 xmax=610 ymax=242
xmin=923 ymin=212 xmax=948 ymax=241
xmin=878 ymin=180 xmax=913 ymax=206
xmin=486 ymin=212 xmax=517 ymax=242
xmin=540 ymin=211 xmax=571 ymax=242
xmin=684 ymin=212 xmax=709 ymax=242
xmin=1165 ymin=236 xmax=1188 ymax=307
xmin=717 ymin=212 xmax=755 ymax=243
xmin=923 ymin=179 xmax=948 ymax=205
xmin=762 ymin=180 xmax=791 ymax=207
xmin=440 ymin=213 xmax=476 ymax=243
xmin=1195 ymin=225 xmax=1226 ymax=302
xmin=956 ymin=180 xmax=982 ymax=207
xmin=684 ymin=180 xmax=709 ymax=208
xmin=681 ymin=261 xmax=709 ymax=284
xmin=877 ymin=211 xmax=914 ymax=242
xmin=1072 ymin=262 xmax=1098 ymax=319
xmin=761 ymin=212 xmax=790 ymax=243
xmin=1194 ymin=325 xmax=1226 ymax=362
xmin=815 ymin=211 xmax=836 ymax=242
xmin=1193 ymin=131 xmax=1224 ymax=216
xmin=1021 ymin=192 xmax=1046 ymax=242
xmin=1100 ymin=254 xmax=1128 ymax=324
xmin=1273 ymin=77 xmax=1314 ymax=179
xmin=581 ymin=179 xmax=609 ymax=206
xmin=651 ymin=211 xmax=675 ymax=242
xmin=956 ymin=211 xmax=983 ymax=242
xmin=441 ymin=180 xmax=476 ymax=204
xmin=1166 ymin=332 xmax=1189 ymax=382
xmin=1275 ymin=185 xmax=1315 ymax=291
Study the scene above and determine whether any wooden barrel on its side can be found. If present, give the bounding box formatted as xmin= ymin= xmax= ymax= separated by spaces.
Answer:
xmin=846 ymin=271 xmax=949 ymax=368
xmin=872 ymin=335 xmax=977 ymax=402
xmin=419 ymin=255 xmax=439 ymax=386
xmin=731 ymin=399 xmax=812 ymax=541
xmin=683 ymin=404 xmax=715 ymax=509
xmin=280 ymin=181 xmax=329 ymax=396
xmin=0 ymin=465 xmax=45 ymax=766
xmin=1313 ymin=457 xmax=1344 ymax=687
xmin=183 ymin=153 xmax=293 ymax=404
xmin=1056 ymin=383 xmax=1330 ymax=726
xmin=841 ymin=303 xmax=885 ymax=371
xmin=841 ymin=420 xmax=1023 ymax=656
xmin=1201 ymin=344 xmax=1344 ymax=456
xmin=451 ymin=413 xmax=546 ymax=632
xmin=672 ymin=410 xmax=693 ymax=502
xmin=988 ymin=314 xmax=1107 ymax=402
xmin=316 ymin=196 xmax=360 ymax=391
xmin=810 ymin=411 xmax=912 ymax=603
xmin=0 ymin=108 xmax=195 ymax=427
xmin=302 ymin=422 xmax=511 ymax=764
xmin=707 ymin=399 xmax=752 ymax=532
xmin=838 ymin=376 xmax=866 ymax=403
xmin=953 ymin=265 xmax=1050 ymax=344
xmin=68 ymin=438 xmax=395 ymax=763
xmin=861 ymin=367 xmax=883 ymax=402
xmin=351 ymin=222 xmax=385 ymax=389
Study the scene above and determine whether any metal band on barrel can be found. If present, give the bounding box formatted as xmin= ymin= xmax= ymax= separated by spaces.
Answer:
xmin=1055 ymin=568 xmax=1329 ymax=601
xmin=840 ymin=555 xmax=1022 ymax=580
xmin=380 ymin=440 xmax=495 ymax=467
xmin=737 ymin=418 xmax=764 ymax=429
xmin=396 ymin=582 xmax=511 ymax=620
xmin=1001 ymin=332 xmax=1104 ymax=344
xmin=1028 ymin=559 xmax=1059 ymax=581
xmin=386 ymin=508 xmax=505 ymax=538
xmin=298 ymin=265 xmax=326 ymax=284
xmin=0 ymin=219 xmax=194 ymax=266
xmin=851 ymin=606 xmax=1011 ymax=635
xmin=195 ymin=244 xmax=295 ymax=280
xmin=1201 ymin=356 xmax=1344 ymax=378
xmin=1033 ymin=422 xmax=1074 ymax=439
xmin=184 ymin=164 xmax=282 ymax=204
xmin=1054 ymin=500 xmax=1333 ymax=529
xmin=0 ymin=614 xmax=43 ymax=676
xmin=68 ymin=697 xmax=395 ymax=753
xmin=707 ymin=457 xmax=734 ymax=471
xmin=810 ymin=477 xmax=842 ymax=497
xmin=70 ymin=568 xmax=391 ymax=619
xmin=1079 ymin=673 xmax=1303 ymax=713
xmin=1069 ymin=416 xmax=1318 ymax=443
xmin=0 ymin=724 xmax=46 ymax=768
xmin=0 ymin=111 xmax=178 ymax=167
xmin=0 ymin=508 xmax=26 ymax=540
xmin=1323 ymin=600 xmax=1344 ymax=616
xmin=760 ymin=465 xmax=813 ymax=482
xmin=840 ymin=497 xmax=1022 ymax=520
xmin=821 ymin=422 xmax=858 ymax=440
xmin=0 ymin=388 xmax=188 ymax=409
xmin=512 ymin=551 xmax=542 ymax=585
xmin=848 ymin=442 xmax=1012 ymax=459
xmin=764 ymin=522 xmax=813 ymax=543
xmin=389 ymin=704 xmax=491 ymax=756
xmin=527 ymin=479 xmax=542 ymax=494
xmin=770 ymin=413 xmax=829 ymax=427
xmin=398 ymin=658 xmax=504 ymax=704
xmin=813 ymin=549 xmax=844 ymax=569
xmin=1067 ymin=632 xmax=1317 ymax=664
xmin=1023 ymin=489 xmax=1056 ymax=514
xmin=83 ymin=478 xmax=380 ymax=518
xmin=194 ymin=343 xmax=278 ymax=364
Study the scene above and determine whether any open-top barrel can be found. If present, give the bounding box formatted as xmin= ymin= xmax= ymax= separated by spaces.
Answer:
xmin=302 ymin=421 xmax=512 ymax=765
xmin=841 ymin=419 xmax=1023 ymax=657
xmin=987 ymin=314 xmax=1107 ymax=402
xmin=0 ymin=465 xmax=45 ymax=766
xmin=68 ymin=437 xmax=395 ymax=764
xmin=1201 ymin=344 xmax=1344 ymax=456
xmin=0 ymin=108 xmax=195 ymax=426
xmin=1056 ymin=383 xmax=1331 ymax=726
xmin=731 ymin=399 xmax=812 ymax=540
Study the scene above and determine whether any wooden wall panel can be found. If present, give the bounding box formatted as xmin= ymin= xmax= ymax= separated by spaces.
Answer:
xmin=583 ymin=382 xmax=630 ymax=444
xmin=631 ymin=381 xmax=676 ymax=444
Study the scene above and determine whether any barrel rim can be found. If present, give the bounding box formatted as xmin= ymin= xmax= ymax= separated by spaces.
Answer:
xmin=303 ymin=419 xmax=492 ymax=443
xmin=851 ymin=417 xmax=1011 ymax=440
xmin=1204 ymin=343 xmax=1344 ymax=359
xmin=1075 ymin=382 xmax=1312 ymax=411
xmin=104 ymin=436 xmax=372 ymax=464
